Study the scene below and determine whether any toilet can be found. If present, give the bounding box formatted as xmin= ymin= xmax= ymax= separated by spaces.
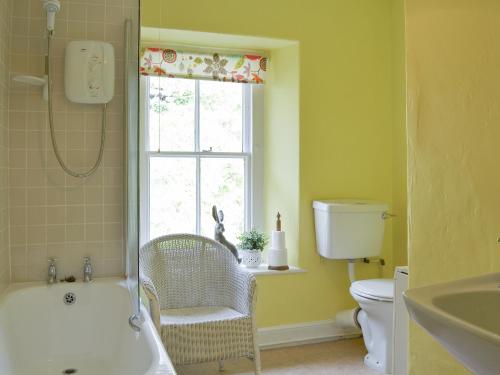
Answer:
xmin=313 ymin=200 xmax=394 ymax=374
xmin=350 ymin=279 xmax=393 ymax=374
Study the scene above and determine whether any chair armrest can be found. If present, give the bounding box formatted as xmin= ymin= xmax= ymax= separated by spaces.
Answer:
xmin=229 ymin=268 xmax=257 ymax=316
xmin=141 ymin=276 xmax=161 ymax=331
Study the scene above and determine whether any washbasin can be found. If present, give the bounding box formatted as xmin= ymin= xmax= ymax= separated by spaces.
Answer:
xmin=403 ymin=273 xmax=500 ymax=375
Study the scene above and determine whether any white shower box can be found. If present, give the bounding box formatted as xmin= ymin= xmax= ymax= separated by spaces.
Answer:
xmin=65 ymin=41 xmax=115 ymax=104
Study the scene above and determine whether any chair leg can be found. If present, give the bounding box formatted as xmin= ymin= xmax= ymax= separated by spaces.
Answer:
xmin=218 ymin=360 xmax=224 ymax=372
xmin=253 ymin=342 xmax=261 ymax=374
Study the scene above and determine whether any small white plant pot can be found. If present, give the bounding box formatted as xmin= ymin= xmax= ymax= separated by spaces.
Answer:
xmin=241 ymin=249 xmax=262 ymax=268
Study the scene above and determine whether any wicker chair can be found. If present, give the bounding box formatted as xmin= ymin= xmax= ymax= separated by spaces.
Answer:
xmin=139 ymin=234 xmax=261 ymax=374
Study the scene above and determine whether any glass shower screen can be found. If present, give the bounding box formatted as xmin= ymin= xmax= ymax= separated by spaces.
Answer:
xmin=124 ymin=14 xmax=141 ymax=325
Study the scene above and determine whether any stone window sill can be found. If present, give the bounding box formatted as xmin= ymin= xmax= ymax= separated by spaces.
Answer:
xmin=239 ymin=264 xmax=306 ymax=276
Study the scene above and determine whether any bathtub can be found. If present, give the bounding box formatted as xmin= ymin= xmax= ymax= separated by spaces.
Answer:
xmin=0 ymin=278 xmax=176 ymax=375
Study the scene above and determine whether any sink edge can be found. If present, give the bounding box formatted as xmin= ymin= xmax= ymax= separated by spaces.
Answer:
xmin=403 ymin=280 xmax=500 ymax=346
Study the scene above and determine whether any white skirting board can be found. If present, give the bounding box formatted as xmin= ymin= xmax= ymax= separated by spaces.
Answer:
xmin=257 ymin=319 xmax=362 ymax=350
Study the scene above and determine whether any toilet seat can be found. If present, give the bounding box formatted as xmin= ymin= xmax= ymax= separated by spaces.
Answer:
xmin=350 ymin=279 xmax=394 ymax=302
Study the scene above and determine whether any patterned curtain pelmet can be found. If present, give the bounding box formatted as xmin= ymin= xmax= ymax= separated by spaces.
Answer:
xmin=140 ymin=47 xmax=268 ymax=84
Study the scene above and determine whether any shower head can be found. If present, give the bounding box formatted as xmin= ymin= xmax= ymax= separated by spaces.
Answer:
xmin=42 ymin=0 xmax=61 ymax=32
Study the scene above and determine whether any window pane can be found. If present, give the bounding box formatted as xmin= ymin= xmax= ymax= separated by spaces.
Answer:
xmin=200 ymin=158 xmax=245 ymax=244
xmin=149 ymin=157 xmax=196 ymax=239
xmin=148 ymin=77 xmax=195 ymax=151
xmin=200 ymin=81 xmax=243 ymax=152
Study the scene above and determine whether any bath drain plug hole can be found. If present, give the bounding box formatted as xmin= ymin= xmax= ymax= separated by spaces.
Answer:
xmin=63 ymin=292 xmax=76 ymax=305
xmin=62 ymin=369 xmax=77 ymax=374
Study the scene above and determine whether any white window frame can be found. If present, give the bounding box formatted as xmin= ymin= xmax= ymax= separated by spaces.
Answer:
xmin=139 ymin=76 xmax=263 ymax=245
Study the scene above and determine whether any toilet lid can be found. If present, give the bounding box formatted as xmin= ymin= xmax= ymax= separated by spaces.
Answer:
xmin=350 ymin=279 xmax=394 ymax=301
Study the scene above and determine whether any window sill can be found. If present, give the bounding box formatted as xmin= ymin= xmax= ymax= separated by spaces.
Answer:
xmin=239 ymin=264 xmax=306 ymax=276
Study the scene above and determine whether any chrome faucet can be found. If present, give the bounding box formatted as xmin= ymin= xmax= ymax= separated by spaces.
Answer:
xmin=83 ymin=257 xmax=92 ymax=283
xmin=47 ymin=258 xmax=57 ymax=284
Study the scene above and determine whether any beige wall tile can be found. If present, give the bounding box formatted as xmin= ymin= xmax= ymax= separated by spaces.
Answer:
xmin=47 ymin=187 xmax=66 ymax=205
xmin=84 ymin=186 xmax=103 ymax=205
xmin=27 ymin=245 xmax=47 ymax=264
xmin=10 ymin=206 xmax=26 ymax=226
xmin=6 ymin=0 xmax=134 ymax=282
xmin=26 ymin=225 xmax=46 ymax=245
xmin=11 ymin=265 xmax=27 ymax=282
xmin=26 ymin=206 xmax=45 ymax=226
xmin=9 ymin=130 xmax=26 ymax=149
xmin=67 ymin=21 xmax=86 ymax=39
xmin=11 ymin=17 xmax=29 ymax=37
xmin=9 ymin=169 xmax=25 ymax=187
xmin=66 ymin=187 xmax=84 ymax=204
xmin=46 ymin=206 xmax=66 ymax=225
xmin=27 ymin=187 xmax=45 ymax=206
xmin=10 ymin=188 xmax=26 ymax=206
xmin=66 ymin=205 xmax=84 ymax=224
xmin=103 ymin=204 xmax=122 ymax=222
xmin=67 ymin=224 xmax=84 ymax=242
xmin=85 ymin=223 xmax=103 ymax=241
xmin=87 ymin=7 xmax=105 ymax=23
xmin=12 ymin=0 xmax=30 ymax=18
xmin=10 ymin=149 xmax=26 ymax=168
xmin=10 ymin=226 xmax=26 ymax=245
xmin=85 ymin=204 xmax=103 ymax=223
xmin=46 ymin=224 xmax=65 ymax=243
xmin=10 ymin=246 xmax=27 ymax=266
xmin=28 ymin=0 xmax=42 ymax=18
xmin=68 ymin=3 xmax=87 ymax=21
xmin=103 ymin=222 xmax=122 ymax=241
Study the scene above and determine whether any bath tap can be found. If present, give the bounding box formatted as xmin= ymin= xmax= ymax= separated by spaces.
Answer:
xmin=47 ymin=258 xmax=57 ymax=284
xmin=83 ymin=257 xmax=92 ymax=283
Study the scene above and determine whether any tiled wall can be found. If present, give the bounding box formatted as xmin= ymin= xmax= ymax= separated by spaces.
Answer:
xmin=0 ymin=0 xmax=12 ymax=292
xmin=8 ymin=0 xmax=138 ymax=282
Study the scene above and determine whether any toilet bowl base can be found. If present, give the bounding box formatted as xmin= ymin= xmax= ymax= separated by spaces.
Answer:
xmin=364 ymin=353 xmax=389 ymax=374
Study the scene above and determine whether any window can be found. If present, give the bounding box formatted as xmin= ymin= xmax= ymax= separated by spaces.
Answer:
xmin=140 ymin=76 xmax=261 ymax=244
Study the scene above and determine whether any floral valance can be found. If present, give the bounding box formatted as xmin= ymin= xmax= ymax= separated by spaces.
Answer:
xmin=139 ymin=47 xmax=268 ymax=84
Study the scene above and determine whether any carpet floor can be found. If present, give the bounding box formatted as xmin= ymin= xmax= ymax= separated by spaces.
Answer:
xmin=175 ymin=338 xmax=379 ymax=375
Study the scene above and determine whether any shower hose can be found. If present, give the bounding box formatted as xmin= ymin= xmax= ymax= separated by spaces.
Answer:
xmin=47 ymin=32 xmax=107 ymax=179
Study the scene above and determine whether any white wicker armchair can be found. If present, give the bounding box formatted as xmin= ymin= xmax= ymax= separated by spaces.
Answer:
xmin=139 ymin=234 xmax=261 ymax=374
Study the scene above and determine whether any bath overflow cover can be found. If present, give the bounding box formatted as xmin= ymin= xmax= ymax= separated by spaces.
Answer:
xmin=63 ymin=292 xmax=76 ymax=305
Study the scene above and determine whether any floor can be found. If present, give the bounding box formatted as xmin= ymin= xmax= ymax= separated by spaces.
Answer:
xmin=176 ymin=338 xmax=379 ymax=375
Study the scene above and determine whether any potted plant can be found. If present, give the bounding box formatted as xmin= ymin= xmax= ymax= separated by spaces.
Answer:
xmin=237 ymin=229 xmax=269 ymax=268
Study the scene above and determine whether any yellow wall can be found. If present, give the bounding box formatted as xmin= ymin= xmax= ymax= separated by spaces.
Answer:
xmin=142 ymin=0 xmax=407 ymax=327
xmin=263 ymin=44 xmax=300 ymax=267
xmin=407 ymin=0 xmax=500 ymax=373
xmin=392 ymin=0 xmax=407 ymax=268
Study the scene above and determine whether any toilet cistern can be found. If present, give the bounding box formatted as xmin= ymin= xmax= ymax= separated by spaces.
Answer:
xmin=312 ymin=199 xmax=389 ymax=260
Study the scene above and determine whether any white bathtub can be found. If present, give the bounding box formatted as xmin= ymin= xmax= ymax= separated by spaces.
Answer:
xmin=0 ymin=278 xmax=176 ymax=375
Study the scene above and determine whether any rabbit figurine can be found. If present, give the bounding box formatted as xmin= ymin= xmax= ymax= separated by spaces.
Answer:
xmin=212 ymin=205 xmax=241 ymax=263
